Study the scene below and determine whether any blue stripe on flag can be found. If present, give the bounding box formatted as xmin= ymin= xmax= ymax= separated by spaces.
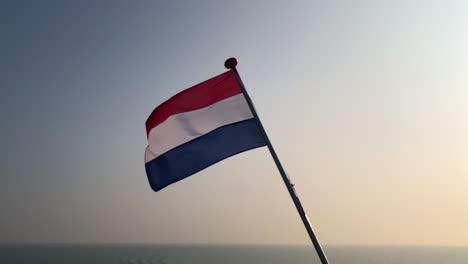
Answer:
xmin=145 ymin=119 xmax=266 ymax=191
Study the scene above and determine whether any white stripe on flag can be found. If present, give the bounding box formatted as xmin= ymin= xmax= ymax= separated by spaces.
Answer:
xmin=145 ymin=93 xmax=253 ymax=163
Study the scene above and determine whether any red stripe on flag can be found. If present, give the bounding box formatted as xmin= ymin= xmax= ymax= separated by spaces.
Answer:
xmin=145 ymin=71 xmax=241 ymax=136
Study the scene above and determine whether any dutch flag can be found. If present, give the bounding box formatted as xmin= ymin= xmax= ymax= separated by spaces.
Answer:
xmin=144 ymin=71 xmax=266 ymax=192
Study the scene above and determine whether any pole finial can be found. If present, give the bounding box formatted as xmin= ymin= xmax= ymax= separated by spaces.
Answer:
xmin=224 ymin=57 xmax=238 ymax=69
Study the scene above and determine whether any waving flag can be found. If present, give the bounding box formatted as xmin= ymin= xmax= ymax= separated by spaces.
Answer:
xmin=143 ymin=59 xmax=329 ymax=263
xmin=144 ymin=71 xmax=266 ymax=191
xmin=145 ymin=58 xmax=328 ymax=264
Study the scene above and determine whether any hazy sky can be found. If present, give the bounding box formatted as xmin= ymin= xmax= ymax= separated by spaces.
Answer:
xmin=1 ymin=0 xmax=467 ymax=246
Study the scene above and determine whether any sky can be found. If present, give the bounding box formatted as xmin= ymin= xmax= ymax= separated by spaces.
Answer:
xmin=1 ymin=0 xmax=468 ymax=246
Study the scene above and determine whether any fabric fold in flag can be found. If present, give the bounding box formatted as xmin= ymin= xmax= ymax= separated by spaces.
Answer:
xmin=145 ymin=71 xmax=266 ymax=192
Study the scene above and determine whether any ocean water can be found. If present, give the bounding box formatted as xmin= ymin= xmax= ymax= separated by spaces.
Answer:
xmin=1 ymin=244 xmax=468 ymax=264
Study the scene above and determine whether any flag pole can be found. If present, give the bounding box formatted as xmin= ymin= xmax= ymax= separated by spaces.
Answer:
xmin=225 ymin=58 xmax=330 ymax=264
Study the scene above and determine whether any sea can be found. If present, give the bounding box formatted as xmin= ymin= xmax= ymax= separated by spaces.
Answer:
xmin=1 ymin=244 xmax=468 ymax=264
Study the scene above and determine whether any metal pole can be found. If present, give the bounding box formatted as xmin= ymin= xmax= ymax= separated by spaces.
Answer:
xmin=225 ymin=57 xmax=330 ymax=264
